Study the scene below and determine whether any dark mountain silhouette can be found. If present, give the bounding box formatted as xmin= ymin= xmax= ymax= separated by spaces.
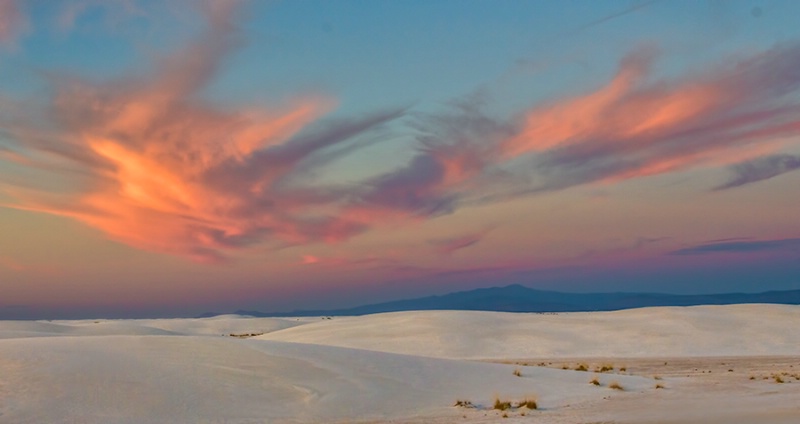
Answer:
xmin=197 ymin=284 xmax=800 ymax=318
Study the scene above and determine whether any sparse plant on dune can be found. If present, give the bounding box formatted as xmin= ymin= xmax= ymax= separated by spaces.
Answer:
xmin=655 ymin=383 xmax=665 ymax=389
xmin=589 ymin=376 xmax=600 ymax=386
xmin=454 ymin=399 xmax=474 ymax=408
xmin=595 ymin=364 xmax=614 ymax=373
xmin=493 ymin=398 xmax=512 ymax=411
xmin=517 ymin=398 xmax=537 ymax=410
xmin=608 ymin=381 xmax=624 ymax=390
xmin=228 ymin=332 xmax=264 ymax=338
xmin=619 ymin=366 xmax=627 ymax=372
xmin=513 ymin=368 xmax=522 ymax=377
xmin=774 ymin=375 xmax=784 ymax=383
xmin=575 ymin=363 xmax=589 ymax=372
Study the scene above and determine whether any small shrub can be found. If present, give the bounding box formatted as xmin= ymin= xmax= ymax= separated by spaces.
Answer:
xmin=575 ymin=363 xmax=589 ymax=372
xmin=454 ymin=399 xmax=473 ymax=408
xmin=619 ymin=366 xmax=627 ymax=372
xmin=774 ymin=375 xmax=784 ymax=383
xmin=513 ymin=368 xmax=522 ymax=377
xmin=561 ymin=364 xmax=569 ymax=370
xmin=655 ymin=383 xmax=665 ymax=389
xmin=608 ymin=381 xmax=624 ymax=391
xmin=749 ymin=376 xmax=756 ymax=380
xmin=493 ymin=398 xmax=512 ymax=411
xmin=654 ymin=375 xmax=663 ymax=380
xmin=596 ymin=364 xmax=614 ymax=373
xmin=502 ymin=412 xmax=508 ymax=418
xmin=589 ymin=376 xmax=600 ymax=386
xmin=517 ymin=398 xmax=538 ymax=410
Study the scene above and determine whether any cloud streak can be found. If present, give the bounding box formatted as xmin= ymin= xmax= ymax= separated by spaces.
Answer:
xmin=429 ymin=229 xmax=492 ymax=255
xmin=670 ymin=238 xmax=800 ymax=255
xmin=714 ymin=154 xmax=800 ymax=190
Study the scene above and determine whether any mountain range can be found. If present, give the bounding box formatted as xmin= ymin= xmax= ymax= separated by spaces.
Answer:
xmin=198 ymin=284 xmax=800 ymax=318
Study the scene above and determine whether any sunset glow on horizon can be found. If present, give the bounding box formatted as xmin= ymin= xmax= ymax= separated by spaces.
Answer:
xmin=2 ymin=0 xmax=799 ymax=319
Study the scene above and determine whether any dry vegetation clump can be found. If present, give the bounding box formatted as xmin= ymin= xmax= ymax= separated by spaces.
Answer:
xmin=619 ymin=366 xmax=627 ymax=372
xmin=595 ymin=364 xmax=614 ymax=373
xmin=453 ymin=399 xmax=474 ymax=408
xmin=228 ymin=332 xmax=264 ymax=338
xmin=653 ymin=375 xmax=663 ymax=380
xmin=513 ymin=368 xmax=522 ymax=377
xmin=774 ymin=375 xmax=784 ymax=383
xmin=589 ymin=376 xmax=600 ymax=386
xmin=608 ymin=381 xmax=624 ymax=391
xmin=655 ymin=383 xmax=665 ymax=389
xmin=491 ymin=397 xmax=537 ymax=412
xmin=517 ymin=398 xmax=538 ymax=410
xmin=493 ymin=398 xmax=512 ymax=411
xmin=575 ymin=363 xmax=589 ymax=372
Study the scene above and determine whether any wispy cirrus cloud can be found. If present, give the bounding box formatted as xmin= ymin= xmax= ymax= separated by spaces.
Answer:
xmin=409 ymin=43 xmax=800 ymax=205
xmin=714 ymin=154 xmax=800 ymax=190
xmin=670 ymin=238 xmax=800 ymax=255
xmin=429 ymin=227 xmax=493 ymax=255
xmin=0 ymin=3 xmax=403 ymax=263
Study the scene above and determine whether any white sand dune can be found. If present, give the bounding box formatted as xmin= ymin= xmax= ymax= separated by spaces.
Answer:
xmin=1 ymin=304 xmax=798 ymax=423
xmin=0 ymin=316 xmax=311 ymax=340
xmin=257 ymin=304 xmax=800 ymax=359
xmin=0 ymin=335 xmax=651 ymax=423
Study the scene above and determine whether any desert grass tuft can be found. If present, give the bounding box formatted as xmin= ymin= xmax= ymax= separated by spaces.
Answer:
xmin=595 ymin=364 xmax=614 ymax=373
xmin=589 ymin=376 xmax=600 ymax=386
xmin=517 ymin=398 xmax=538 ymax=410
xmin=513 ymin=368 xmax=522 ymax=377
xmin=493 ymin=398 xmax=512 ymax=411
xmin=774 ymin=375 xmax=784 ymax=383
xmin=575 ymin=363 xmax=589 ymax=372
xmin=454 ymin=399 xmax=473 ymax=408
xmin=608 ymin=381 xmax=624 ymax=391
xmin=655 ymin=383 xmax=665 ymax=389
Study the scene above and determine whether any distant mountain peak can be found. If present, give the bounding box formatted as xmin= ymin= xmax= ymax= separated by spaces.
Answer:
xmin=197 ymin=285 xmax=800 ymax=318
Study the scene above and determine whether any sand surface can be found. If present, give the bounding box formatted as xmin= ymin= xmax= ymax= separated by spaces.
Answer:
xmin=1 ymin=304 xmax=798 ymax=423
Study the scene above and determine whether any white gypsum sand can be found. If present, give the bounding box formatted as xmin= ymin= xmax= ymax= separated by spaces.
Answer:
xmin=0 ymin=304 xmax=798 ymax=423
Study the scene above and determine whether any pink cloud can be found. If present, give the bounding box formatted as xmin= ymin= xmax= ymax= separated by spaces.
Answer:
xmin=0 ymin=4 xmax=401 ymax=262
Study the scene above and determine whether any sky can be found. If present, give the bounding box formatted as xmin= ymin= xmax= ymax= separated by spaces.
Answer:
xmin=1 ymin=0 xmax=800 ymax=319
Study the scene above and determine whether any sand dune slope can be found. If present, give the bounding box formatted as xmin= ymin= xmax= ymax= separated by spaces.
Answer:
xmin=0 ymin=335 xmax=650 ymax=424
xmin=257 ymin=304 xmax=800 ymax=359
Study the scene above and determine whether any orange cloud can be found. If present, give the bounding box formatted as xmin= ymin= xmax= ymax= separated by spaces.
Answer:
xmin=0 ymin=3 xmax=400 ymax=262
xmin=499 ymin=45 xmax=800 ymax=192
